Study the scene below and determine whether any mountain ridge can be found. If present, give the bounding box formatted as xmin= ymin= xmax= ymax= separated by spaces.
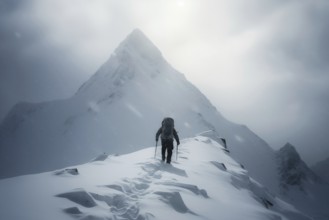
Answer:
xmin=0 ymin=135 xmax=311 ymax=220
xmin=1 ymin=29 xmax=329 ymax=219
xmin=0 ymin=30 xmax=277 ymax=186
xmin=276 ymin=142 xmax=319 ymax=191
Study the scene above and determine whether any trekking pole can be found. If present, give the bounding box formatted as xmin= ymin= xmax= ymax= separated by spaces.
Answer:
xmin=154 ymin=141 xmax=158 ymax=159
xmin=176 ymin=143 xmax=178 ymax=161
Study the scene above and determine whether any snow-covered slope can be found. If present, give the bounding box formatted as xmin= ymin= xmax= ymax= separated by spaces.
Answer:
xmin=0 ymin=136 xmax=309 ymax=220
xmin=0 ymin=29 xmax=278 ymax=193
xmin=312 ymin=157 xmax=329 ymax=183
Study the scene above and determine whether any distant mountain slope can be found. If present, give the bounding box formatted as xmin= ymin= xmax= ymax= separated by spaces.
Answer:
xmin=0 ymin=136 xmax=310 ymax=220
xmin=276 ymin=143 xmax=329 ymax=220
xmin=1 ymin=29 xmax=328 ymax=220
xmin=276 ymin=143 xmax=319 ymax=192
xmin=312 ymin=157 xmax=329 ymax=183
xmin=0 ymin=29 xmax=278 ymax=191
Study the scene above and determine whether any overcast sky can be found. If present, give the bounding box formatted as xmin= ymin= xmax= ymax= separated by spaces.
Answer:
xmin=1 ymin=0 xmax=329 ymax=165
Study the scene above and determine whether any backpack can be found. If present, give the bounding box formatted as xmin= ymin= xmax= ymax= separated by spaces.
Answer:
xmin=161 ymin=117 xmax=174 ymax=139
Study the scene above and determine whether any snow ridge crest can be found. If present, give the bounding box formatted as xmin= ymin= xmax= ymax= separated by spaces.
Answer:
xmin=0 ymin=136 xmax=311 ymax=220
xmin=114 ymin=28 xmax=163 ymax=64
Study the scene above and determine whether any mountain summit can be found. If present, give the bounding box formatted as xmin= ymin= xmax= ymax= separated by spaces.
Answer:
xmin=115 ymin=28 xmax=163 ymax=63
xmin=277 ymin=142 xmax=318 ymax=191
xmin=1 ymin=29 xmax=329 ymax=220
xmin=276 ymin=143 xmax=329 ymax=219
xmin=0 ymin=30 xmax=276 ymax=191
xmin=76 ymin=28 xmax=172 ymax=98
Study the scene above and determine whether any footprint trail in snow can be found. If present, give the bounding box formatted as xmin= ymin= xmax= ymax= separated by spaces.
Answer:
xmin=54 ymin=136 xmax=310 ymax=220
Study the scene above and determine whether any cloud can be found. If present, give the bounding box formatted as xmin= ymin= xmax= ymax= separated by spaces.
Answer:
xmin=0 ymin=0 xmax=95 ymax=119
xmin=179 ymin=0 xmax=329 ymax=164
xmin=250 ymin=0 xmax=329 ymax=75
xmin=0 ymin=0 xmax=328 ymax=164
xmin=230 ymin=0 xmax=329 ymax=163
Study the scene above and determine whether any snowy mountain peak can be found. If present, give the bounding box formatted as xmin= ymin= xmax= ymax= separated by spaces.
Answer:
xmin=76 ymin=29 xmax=170 ymax=97
xmin=114 ymin=28 xmax=163 ymax=62
xmin=0 ymin=29 xmax=286 ymax=195
xmin=1 ymin=28 xmax=329 ymax=219
xmin=279 ymin=142 xmax=301 ymax=163
xmin=276 ymin=143 xmax=318 ymax=192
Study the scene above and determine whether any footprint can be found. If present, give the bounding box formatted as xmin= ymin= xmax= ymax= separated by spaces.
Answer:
xmin=63 ymin=207 xmax=82 ymax=215
xmin=210 ymin=161 xmax=227 ymax=171
xmin=105 ymin=184 xmax=125 ymax=193
xmin=56 ymin=189 xmax=97 ymax=208
xmin=54 ymin=168 xmax=79 ymax=176
xmin=157 ymin=182 xmax=209 ymax=198
xmin=154 ymin=191 xmax=196 ymax=215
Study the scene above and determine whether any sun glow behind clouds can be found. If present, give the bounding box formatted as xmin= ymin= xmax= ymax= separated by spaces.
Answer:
xmin=177 ymin=0 xmax=186 ymax=7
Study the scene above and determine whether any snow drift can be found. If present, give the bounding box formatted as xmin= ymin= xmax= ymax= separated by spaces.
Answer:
xmin=0 ymin=135 xmax=310 ymax=220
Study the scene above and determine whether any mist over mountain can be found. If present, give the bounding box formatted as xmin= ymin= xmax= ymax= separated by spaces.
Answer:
xmin=277 ymin=142 xmax=319 ymax=192
xmin=1 ymin=29 xmax=329 ymax=220
xmin=0 ymin=29 xmax=276 ymax=187
xmin=276 ymin=143 xmax=329 ymax=219
xmin=312 ymin=157 xmax=329 ymax=183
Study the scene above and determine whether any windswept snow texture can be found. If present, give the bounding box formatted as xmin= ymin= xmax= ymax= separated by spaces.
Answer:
xmin=0 ymin=136 xmax=309 ymax=220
